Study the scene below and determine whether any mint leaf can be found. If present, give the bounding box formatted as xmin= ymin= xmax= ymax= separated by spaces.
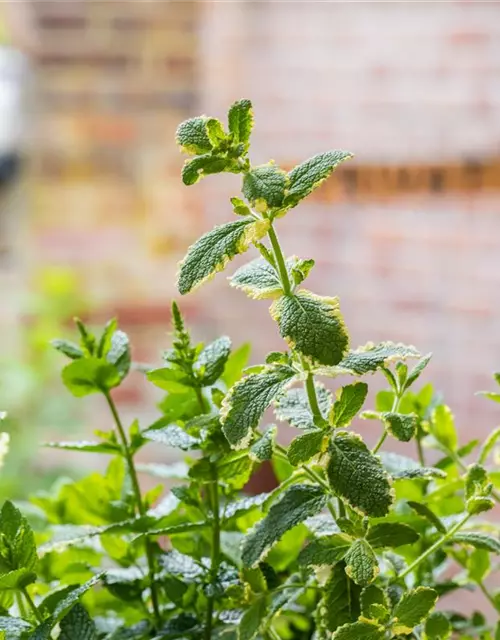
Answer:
xmin=452 ymin=532 xmax=500 ymax=554
xmin=182 ymin=154 xmax=231 ymax=186
xmin=478 ymin=426 xmax=500 ymax=464
xmin=143 ymin=425 xmax=201 ymax=451
xmin=194 ymin=336 xmax=232 ymax=385
xmin=333 ymin=342 xmax=421 ymax=376
xmin=0 ymin=617 xmax=31 ymax=637
xmin=205 ymin=117 xmax=227 ymax=148
xmin=51 ymin=575 xmax=103 ymax=624
xmin=177 ymin=219 xmax=269 ymax=295
xmin=430 ymin=405 xmax=457 ymax=451
xmin=51 ymin=339 xmax=84 ymax=360
xmin=393 ymin=467 xmax=446 ymax=480
xmin=344 ymin=539 xmax=378 ymax=586
xmin=331 ymin=620 xmax=386 ymax=640
xmin=241 ymin=484 xmax=327 ymax=567
xmin=392 ymin=587 xmax=438 ymax=635
xmin=319 ymin=562 xmax=361 ymax=632
xmin=405 ymin=353 xmax=432 ymax=389
xmin=275 ymin=384 xmax=332 ymax=429
xmin=0 ymin=501 xmax=37 ymax=572
xmin=331 ymin=382 xmax=368 ymax=427
xmin=62 ymin=357 xmax=121 ymax=397
xmin=407 ymin=501 xmax=447 ymax=534
xmin=0 ymin=568 xmax=37 ymax=590
xmin=284 ymin=150 xmax=353 ymax=208
xmin=250 ymin=426 xmax=276 ymax=462
xmin=380 ymin=412 xmax=418 ymax=442
xmin=366 ymin=522 xmax=419 ymax=548
xmin=222 ymin=343 xmax=251 ymax=388
xmin=360 ymin=585 xmax=390 ymax=622
xmin=424 ymin=611 xmax=452 ymax=640
xmin=239 ymin=597 xmax=266 ymax=640
xmin=327 ymin=432 xmax=393 ymax=517
xmin=59 ymin=604 xmax=96 ymax=640
xmin=229 ymin=258 xmax=283 ymax=299
xmin=242 ymin=164 xmax=287 ymax=211
xmin=221 ymin=365 xmax=296 ymax=448
xmin=176 ymin=116 xmax=213 ymax=155
xmin=271 ymin=290 xmax=349 ymax=366
xmin=106 ymin=330 xmax=131 ymax=380
xmin=298 ymin=533 xmax=352 ymax=567
xmin=228 ymin=99 xmax=253 ymax=147
xmin=287 ymin=429 xmax=325 ymax=466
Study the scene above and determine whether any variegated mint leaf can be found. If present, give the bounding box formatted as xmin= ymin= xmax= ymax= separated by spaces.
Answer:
xmin=298 ymin=533 xmax=352 ymax=567
xmin=275 ymin=384 xmax=332 ymax=429
xmin=176 ymin=116 xmax=213 ymax=155
xmin=327 ymin=432 xmax=393 ymax=517
xmin=361 ymin=411 xmax=417 ymax=443
xmin=242 ymin=164 xmax=288 ymax=211
xmin=181 ymin=154 xmax=232 ymax=186
xmin=106 ymin=330 xmax=131 ymax=380
xmin=228 ymin=99 xmax=253 ymax=147
xmin=177 ymin=218 xmax=270 ymax=295
xmin=284 ymin=150 xmax=353 ymax=209
xmin=391 ymin=587 xmax=438 ymax=635
xmin=241 ymin=484 xmax=327 ymax=567
xmin=271 ymin=289 xmax=349 ymax=366
xmin=287 ymin=429 xmax=325 ymax=466
xmin=143 ymin=425 xmax=201 ymax=451
xmin=319 ymin=562 xmax=361 ymax=632
xmin=366 ymin=522 xmax=419 ymax=548
xmin=59 ymin=604 xmax=96 ymax=640
xmin=221 ymin=365 xmax=296 ymax=448
xmin=194 ymin=336 xmax=232 ymax=386
xmin=205 ymin=117 xmax=227 ymax=148
xmin=323 ymin=342 xmax=421 ymax=377
xmin=360 ymin=585 xmax=390 ymax=622
xmin=331 ymin=620 xmax=386 ymax=640
xmin=330 ymin=382 xmax=368 ymax=428
xmin=229 ymin=258 xmax=283 ymax=299
xmin=250 ymin=426 xmax=276 ymax=462
xmin=452 ymin=532 xmax=500 ymax=554
xmin=344 ymin=539 xmax=379 ymax=586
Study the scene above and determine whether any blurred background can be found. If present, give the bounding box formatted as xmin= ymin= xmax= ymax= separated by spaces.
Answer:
xmin=0 ymin=0 xmax=499 ymax=509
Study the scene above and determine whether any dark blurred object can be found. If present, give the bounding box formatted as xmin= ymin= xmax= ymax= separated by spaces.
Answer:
xmin=0 ymin=153 xmax=20 ymax=191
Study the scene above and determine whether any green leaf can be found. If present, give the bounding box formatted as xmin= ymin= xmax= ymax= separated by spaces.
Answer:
xmin=250 ymin=426 xmax=276 ymax=462
xmin=479 ymin=427 xmax=500 ymax=464
xmin=51 ymin=575 xmax=102 ymax=624
xmin=43 ymin=440 xmax=120 ymax=455
xmin=424 ymin=611 xmax=452 ymax=640
xmin=391 ymin=587 xmax=438 ymax=634
xmin=221 ymin=343 xmax=251 ymax=388
xmin=275 ymin=384 xmax=332 ymax=429
xmin=290 ymin=257 xmax=315 ymax=286
xmin=452 ymin=532 xmax=500 ymax=554
xmin=319 ymin=562 xmax=361 ymax=632
xmin=0 ymin=569 xmax=36 ymax=590
xmin=329 ymin=342 xmax=421 ymax=376
xmin=181 ymin=154 xmax=232 ymax=186
xmin=0 ymin=501 xmax=37 ymax=572
xmin=407 ymin=501 xmax=447 ymax=533
xmin=242 ymin=164 xmax=287 ymax=211
xmin=284 ymin=150 xmax=354 ymax=209
xmin=239 ymin=597 xmax=266 ymax=640
xmin=0 ymin=617 xmax=31 ymax=638
xmin=59 ymin=604 xmax=96 ymax=640
xmin=380 ymin=412 xmax=417 ymax=442
xmin=147 ymin=367 xmax=190 ymax=393
xmin=298 ymin=533 xmax=352 ymax=567
xmin=51 ymin=339 xmax=84 ymax=360
xmin=477 ymin=391 xmax=500 ymax=404
xmin=194 ymin=336 xmax=231 ymax=385
xmin=287 ymin=429 xmax=325 ymax=466
xmin=228 ymin=99 xmax=253 ymax=147
xmin=465 ymin=464 xmax=494 ymax=514
xmin=393 ymin=467 xmax=446 ymax=481
xmin=344 ymin=539 xmax=378 ymax=586
xmin=327 ymin=432 xmax=393 ymax=517
xmin=143 ymin=425 xmax=200 ymax=450
xmin=271 ymin=290 xmax=349 ymax=366
xmin=431 ymin=405 xmax=458 ymax=451
xmin=96 ymin=318 xmax=117 ymax=357
xmin=241 ymin=484 xmax=327 ymax=567
xmin=221 ymin=365 xmax=296 ymax=448
xmin=331 ymin=620 xmax=386 ymax=640
xmin=231 ymin=196 xmax=252 ymax=217
xmin=176 ymin=116 xmax=213 ymax=155
xmin=229 ymin=259 xmax=283 ymax=299
xmin=405 ymin=353 xmax=432 ymax=389
xmin=106 ymin=330 xmax=131 ymax=380
xmin=177 ymin=218 xmax=270 ymax=295
xmin=205 ymin=117 xmax=227 ymax=147
xmin=366 ymin=522 xmax=419 ymax=548
xmin=360 ymin=585 xmax=390 ymax=622
xmin=467 ymin=548 xmax=490 ymax=583
xmin=330 ymin=382 xmax=368 ymax=427
xmin=62 ymin=357 xmax=121 ymax=397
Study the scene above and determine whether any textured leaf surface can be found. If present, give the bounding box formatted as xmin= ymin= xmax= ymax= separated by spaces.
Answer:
xmin=381 ymin=412 xmax=417 ymax=442
xmin=52 ymin=575 xmax=103 ymax=624
xmin=250 ymin=426 xmax=276 ymax=462
xmin=392 ymin=587 xmax=438 ymax=634
xmin=143 ymin=425 xmax=200 ymax=450
xmin=59 ymin=604 xmax=97 ymax=640
xmin=221 ymin=365 xmax=296 ymax=448
xmin=271 ymin=290 xmax=349 ymax=366
xmin=331 ymin=382 xmax=368 ymax=427
xmin=344 ymin=539 xmax=378 ymax=586
xmin=285 ymin=150 xmax=353 ymax=208
xmin=333 ymin=342 xmax=421 ymax=376
xmin=177 ymin=219 xmax=269 ymax=295
xmin=407 ymin=501 xmax=446 ymax=533
xmin=51 ymin=339 xmax=83 ymax=360
xmin=366 ymin=522 xmax=419 ymax=548
xmin=242 ymin=164 xmax=287 ymax=210
xmin=331 ymin=620 xmax=386 ymax=640
xmin=298 ymin=533 xmax=352 ymax=567
xmin=176 ymin=116 xmax=212 ymax=155
xmin=0 ymin=617 xmax=31 ymax=638
xmin=229 ymin=258 xmax=283 ymax=299
xmin=106 ymin=330 xmax=131 ymax=380
xmin=181 ymin=154 xmax=231 ymax=186
xmin=320 ymin=562 xmax=361 ymax=632
xmin=241 ymin=484 xmax=327 ymax=567
xmin=228 ymin=99 xmax=253 ymax=146
xmin=275 ymin=384 xmax=332 ymax=429
xmin=393 ymin=467 xmax=446 ymax=480
xmin=360 ymin=585 xmax=390 ymax=621
xmin=327 ymin=432 xmax=393 ymax=517
xmin=452 ymin=532 xmax=500 ymax=554
xmin=194 ymin=336 xmax=231 ymax=385
xmin=62 ymin=358 xmax=121 ymax=397
xmin=287 ymin=429 xmax=325 ymax=466
xmin=0 ymin=501 xmax=37 ymax=572
xmin=44 ymin=440 xmax=120 ymax=455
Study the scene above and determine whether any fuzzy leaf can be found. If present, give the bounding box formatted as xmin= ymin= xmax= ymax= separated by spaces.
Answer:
xmin=478 ymin=427 xmax=500 ymax=464
xmin=287 ymin=429 xmax=325 ymax=466
xmin=221 ymin=365 xmax=296 ymax=448
xmin=241 ymin=484 xmax=327 ymax=567
xmin=366 ymin=522 xmax=419 ymax=548
xmin=393 ymin=467 xmax=446 ymax=480
xmin=51 ymin=339 xmax=84 ymax=360
xmin=62 ymin=357 xmax=121 ymax=397
xmin=0 ymin=501 xmax=37 ymax=572
xmin=250 ymin=426 xmax=276 ymax=462
xmin=229 ymin=258 xmax=283 ymax=299
xmin=178 ymin=219 xmax=269 ymax=295
xmin=228 ymin=99 xmax=253 ymax=147
xmin=424 ymin=611 xmax=452 ymax=640
xmin=452 ymin=532 xmax=500 ymax=554
xmin=298 ymin=533 xmax=352 ymax=567
xmin=328 ymin=342 xmax=421 ymax=376
xmin=194 ymin=336 xmax=232 ymax=385
xmin=0 ymin=617 xmax=31 ymax=637
xmin=331 ymin=620 xmax=386 ymax=640
xmin=205 ymin=118 xmax=227 ymax=147
xmin=182 ymin=154 xmax=231 ymax=186
xmin=143 ymin=426 xmax=200 ymax=451
xmin=44 ymin=440 xmax=120 ymax=455
xmin=405 ymin=353 xmax=432 ymax=389
xmin=407 ymin=501 xmax=447 ymax=533
xmin=431 ymin=405 xmax=458 ymax=451
xmin=380 ymin=412 xmax=417 ymax=442
xmin=360 ymin=585 xmax=390 ymax=622
xmin=392 ymin=587 xmax=438 ymax=634
xmin=242 ymin=164 xmax=287 ymax=210
xmin=331 ymin=382 xmax=368 ymax=427
xmin=271 ymin=290 xmax=349 ymax=366
xmin=239 ymin=597 xmax=266 ymax=640
xmin=327 ymin=432 xmax=393 ymax=517
xmin=344 ymin=539 xmax=378 ymax=586
xmin=59 ymin=604 xmax=96 ymax=640
xmin=320 ymin=562 xmax=361 ymax=632
xmin=275 ymin=384 xmax=332 ymax=429
xmin=176 ymin=116 xmax=213 ymax=155
xmin=51 ymin=575 xmax=103 ymax=624
xmin=106 ymin=330 xmax=131 ymax=380
xmin=284 ymin=150 xmax=353 ymax=208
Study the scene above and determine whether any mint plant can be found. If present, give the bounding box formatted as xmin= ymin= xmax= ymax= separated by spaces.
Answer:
xmin=1 ymin=99 xmax=500 ymax=639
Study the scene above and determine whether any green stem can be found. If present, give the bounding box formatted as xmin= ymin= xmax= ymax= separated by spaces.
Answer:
xmin=372 ymin=385 xmax=402 ymax=454
xmin=103 ymin=391 xmax=162 ymax=629
xmin=305 ymin=371 xmax=323 ymax=426
xmin=195 ymin=386 xmax=207 ymax=414
xmin=267 ymin=628 xmax=281 ymax=640
xmin=478 ymin=579 xmax=500 ymax=613
xmin=205 ymin=465 xmax=221 ymax=640
xmin=21 ymin=587 xmax=44 ymax=625
xmin=399 ymin=513 xmax=471 ymax=580
xmin=268 ymin=224 xmax=291 ymax=295
xmin=372 ymin=431 xmax=388 ymax=454
xmin=416 ymin=433 xmax=426 ymax=467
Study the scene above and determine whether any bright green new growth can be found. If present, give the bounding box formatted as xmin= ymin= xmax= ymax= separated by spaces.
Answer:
xmin=1 ymin=98 xmax=500 ymax=640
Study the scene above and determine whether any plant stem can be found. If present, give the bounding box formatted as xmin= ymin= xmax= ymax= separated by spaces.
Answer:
xmin=478 ymin=579 xmax=500 ymax=613
xmin=21 ymin=587 xmax=44 ymax=625
xmin=372 ymin=430 xmax=388 ymax=454
xmin=399 ymin=512 xmax=471 ymax=580
xmin=268 ymin=224 xmax=291 ymax=295
xmin=372 ymin=386 xmax=402 ymax=454
xmin=103 ymin=391 xmax=162 ymax=629
xmin=305 ymin=371 xmax=324 ymax=425
xmin=195 ymin=386 xmax=207 ymax=414
xmin=205 ymin=464 xmax=221 ymax=640
xmin=416 ymin=433 xmax=426 ymax=467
